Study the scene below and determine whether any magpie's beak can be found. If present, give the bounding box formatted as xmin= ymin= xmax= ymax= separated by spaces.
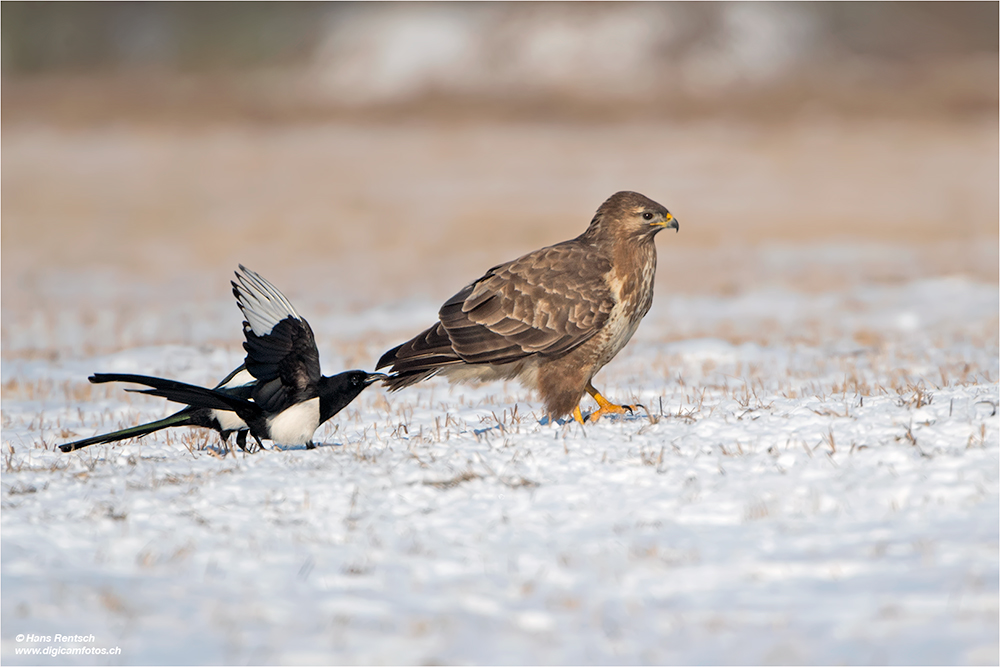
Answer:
xmin=651 ymin=212 xmax=679 ymax=232
xmin=365 ymin=373 xmax=388 ymax=387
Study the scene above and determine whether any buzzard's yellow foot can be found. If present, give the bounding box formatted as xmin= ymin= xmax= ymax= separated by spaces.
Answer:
xmin=585 ymin=382 xmax=637 ymax=423
xmin=587 ymin=401 xmax=635 ymax=422
xmin=572 ymin=406 xmax=587 ymax=425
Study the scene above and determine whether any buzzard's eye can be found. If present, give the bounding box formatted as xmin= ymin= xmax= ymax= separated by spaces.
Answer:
xmin=642 ymin=212 xmax=654 ymax=221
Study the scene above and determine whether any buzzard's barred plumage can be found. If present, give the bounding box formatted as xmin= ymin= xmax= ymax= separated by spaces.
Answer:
xmin=378 ymin=191 xmax=679 ymax=423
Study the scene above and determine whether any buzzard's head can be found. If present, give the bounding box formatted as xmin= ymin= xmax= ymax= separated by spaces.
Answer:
xmin=588 ymin=191 xmax=678 ymax=242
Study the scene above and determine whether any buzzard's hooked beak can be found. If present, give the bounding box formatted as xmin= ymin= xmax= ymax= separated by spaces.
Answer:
xmin=651 ymin=213 xmax=679 ymax=232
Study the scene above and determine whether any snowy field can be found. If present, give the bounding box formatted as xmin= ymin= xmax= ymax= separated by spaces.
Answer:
xmin=2 ymin=271 xmax=997 ymax=665
xmin=4 ymin=6 xmax=998 ymax=662
xmin=2 ymin=112 xmax=997 ymax=664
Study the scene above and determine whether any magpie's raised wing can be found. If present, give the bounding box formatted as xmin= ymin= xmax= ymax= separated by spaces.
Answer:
xmin=232 ymin=266 xmax=321 ymax=414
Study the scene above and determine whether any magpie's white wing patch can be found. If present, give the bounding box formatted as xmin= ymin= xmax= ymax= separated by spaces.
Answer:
xmin=233 ymin=265 xmax=302 ymax=336
xmin=212 ymin=409 xmax=248 ymax=433
xmin=213 ymin=366 xmax=255 ymax=391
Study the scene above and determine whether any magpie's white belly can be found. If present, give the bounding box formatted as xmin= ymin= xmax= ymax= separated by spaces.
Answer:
xmin=266 ymin=397 xmax=320 ymax=445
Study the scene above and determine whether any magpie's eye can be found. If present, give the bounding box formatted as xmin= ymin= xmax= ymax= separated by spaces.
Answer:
xmin=642 ymin=212 xmax=654 ymax=221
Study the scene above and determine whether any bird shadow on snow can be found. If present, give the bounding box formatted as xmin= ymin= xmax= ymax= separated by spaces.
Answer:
xmin=526 ymin=408 xmax=652 ymax=429
xmin=229 ymin=411 xmax=653 ymax=447
xmin=268 ymin=441 xmax=346 ymax=452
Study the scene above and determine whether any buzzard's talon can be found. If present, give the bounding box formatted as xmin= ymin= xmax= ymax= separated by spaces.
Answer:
xmin=585 ymin=382 xmax=636 ymax=422
xmin=572 ymin=406 xmax=587 ymax=425
xmin=587 ymin=403 xmax=633 ymax=422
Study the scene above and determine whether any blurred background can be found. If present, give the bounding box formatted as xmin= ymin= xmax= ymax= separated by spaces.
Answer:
xmin=2 ymin=1 xmax=997 ymax=357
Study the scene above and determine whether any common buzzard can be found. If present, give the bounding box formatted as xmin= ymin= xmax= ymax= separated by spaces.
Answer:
xmin=377 ymin=191 xmax=678 ymax=423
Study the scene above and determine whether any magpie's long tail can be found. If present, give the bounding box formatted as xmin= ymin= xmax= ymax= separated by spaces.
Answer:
xmin=88 ymin=373 xmax=260 ymax=420
xmin=59 ymin=410 xmax=196 ymax=452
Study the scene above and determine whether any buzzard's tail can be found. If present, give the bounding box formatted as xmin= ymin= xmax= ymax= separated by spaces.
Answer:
xmin=377 ymin=323 xmax=464 ymax=391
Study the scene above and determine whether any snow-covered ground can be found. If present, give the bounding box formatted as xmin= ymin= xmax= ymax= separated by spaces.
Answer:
xmin=2 ymin=274 xmax=997 ymax=665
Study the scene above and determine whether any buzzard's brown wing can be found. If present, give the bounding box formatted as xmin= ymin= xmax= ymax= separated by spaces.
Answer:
xmin=378 ymin=240 xmax=615 ymax=386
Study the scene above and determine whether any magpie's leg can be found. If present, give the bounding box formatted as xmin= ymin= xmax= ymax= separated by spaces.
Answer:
xmin=236 ymin=430 xmax=248 ymax=452
xmin=252 ymin=435 xmax=264 ymax=452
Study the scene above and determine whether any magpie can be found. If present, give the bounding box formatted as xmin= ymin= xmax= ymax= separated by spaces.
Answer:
xmin=62 ymin=266 xmax=384 ymax=451
xmin=59 ymin=264 xmax=291 ymax=453
xmin=58 ymin=365 xmax=258 ymax=453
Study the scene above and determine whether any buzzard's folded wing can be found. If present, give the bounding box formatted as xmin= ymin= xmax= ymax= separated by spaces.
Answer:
xmin=442 ymin=242 xmax=614 ymax=363
xmin=378 ymin=240 xmax=614 ymax=379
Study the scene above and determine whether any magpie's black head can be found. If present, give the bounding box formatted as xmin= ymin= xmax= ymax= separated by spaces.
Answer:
xmin=347 ymin=371 xmax=385 ymax=390
xmin=318 ymin=371 xmax=386 ymax=424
